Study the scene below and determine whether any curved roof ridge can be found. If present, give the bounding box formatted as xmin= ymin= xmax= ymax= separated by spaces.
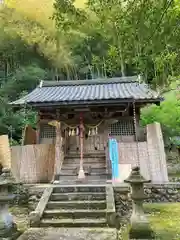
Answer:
xmin=10 ymin=75 xmax=162 ymax=106
xmin=40 ymin=76 xmax=139 ymax=87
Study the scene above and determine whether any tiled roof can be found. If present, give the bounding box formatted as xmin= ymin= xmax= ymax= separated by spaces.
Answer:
xmin=11 ymin=76 xmax=161 ymax=106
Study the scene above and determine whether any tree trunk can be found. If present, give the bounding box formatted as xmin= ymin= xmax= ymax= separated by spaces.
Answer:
xmin=120 ymin=48 xmax=125 ymax=77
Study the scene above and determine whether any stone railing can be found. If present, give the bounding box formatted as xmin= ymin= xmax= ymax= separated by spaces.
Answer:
xmin=105 ymin=142 xmax=112 ymax=181
xmin=106 ymin=185 xmax=117 ymax=227
xmin=29 ymin=186 xmax=53 ymax=227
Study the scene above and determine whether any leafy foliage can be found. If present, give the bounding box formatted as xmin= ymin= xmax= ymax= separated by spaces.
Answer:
xmin=141 ymin=82 xmax=180 ymax=142
xmin=53 ymin=0 xmax=180 ymax=87
xmin=0 ymin=65 xmax=46 ymax=142
xmin=0 ymin=4 xmax=72 ymax=142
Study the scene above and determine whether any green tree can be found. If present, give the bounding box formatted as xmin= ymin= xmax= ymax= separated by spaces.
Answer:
xmin=0 ymin=4 xmax=74 ymax=142
xmin=53 ymin=0 xmax=180 ymax=87
xmin=141 ymin=83 xmax=180 ymax=140
xmin=0 ymin=65 xmax=46 ymax=141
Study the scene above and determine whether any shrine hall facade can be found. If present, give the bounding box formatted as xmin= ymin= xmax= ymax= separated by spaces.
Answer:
xmin=11 ymin=76 xmax=168 ymax=184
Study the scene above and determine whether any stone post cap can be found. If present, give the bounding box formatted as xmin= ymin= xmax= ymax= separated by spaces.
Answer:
xmin=124 ymin=166 xmax=151 ymax=184
xmin=0 ymin=168 xmax=17 ymax=185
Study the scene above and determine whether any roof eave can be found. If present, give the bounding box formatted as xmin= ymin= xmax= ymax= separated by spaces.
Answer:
xmin=11 ymin=98 xmax=162 ymax=108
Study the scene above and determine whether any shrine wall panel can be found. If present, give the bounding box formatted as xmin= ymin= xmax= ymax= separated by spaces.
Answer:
xmin=11 ymin=144 xmax=55 ymax=183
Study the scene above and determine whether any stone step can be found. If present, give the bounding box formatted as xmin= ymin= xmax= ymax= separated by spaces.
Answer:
xmin=64 ymin=160 xmax=106 ymax=165
xmin=50 ymin=192 xmax=106 ymax=201
xmin=66 ymin=152 xmax=105 ymax=158
xmin=40 ymin=218 xmax=107 ymax=228
xmin=59 ymin=171 xmax=107 ymax=177
xmin=53 ymin=185 xmax=106 ymax=193
xmin=89 ymin=172 xmax=107 ymax=176
xmin=92 ymin=166 xmax=107 ymax=171
xmin=58 ymin=176 xmax=78 ymax=181
xmin=55 ymin=179 xmax=107 ymax=185
xmin=60 ymin=169 xmax=77 ymax=175
xmin=47 ymin=200 xmax=106 ymax=210
xmin=56 ymin=176 xmax=107 ymax=185
xmin=43 ymin=209 xmax=106 ymax=219
xmin=57 ymin=177 xmax=107 ymax=184
xmin=59 ymin=169 xmax=107 ymax=176
xmin=59 ymin=172 xmax=78 ymax=176
xmin=63 ymin=157 xmax=106 ymax=164
xmin=62 ymin=164 xmax=106 ymax=170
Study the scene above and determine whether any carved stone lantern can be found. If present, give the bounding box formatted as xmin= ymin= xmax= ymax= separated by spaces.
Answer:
xmin=0 ymin=168 xmax=20 ymax=239
xmin=124 ymin=166 xmax=154 ymax=239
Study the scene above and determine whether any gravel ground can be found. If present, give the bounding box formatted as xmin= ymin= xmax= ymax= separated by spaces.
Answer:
xmin=17 ymin=228 xmax=117 ymax=240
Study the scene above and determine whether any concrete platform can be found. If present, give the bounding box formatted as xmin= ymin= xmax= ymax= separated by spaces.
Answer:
xmin=17 ymin=228 xmax=117 ymax=240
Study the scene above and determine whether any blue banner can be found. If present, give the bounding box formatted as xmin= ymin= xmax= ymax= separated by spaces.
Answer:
xmin=109 ymin=138 xmax=119 ymax=180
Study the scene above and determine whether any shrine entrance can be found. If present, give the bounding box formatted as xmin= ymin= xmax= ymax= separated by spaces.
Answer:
xmin=67 ymin=134 xmax=105 ymax=153
xmin=64 ymin=118 xmax=106 ymax=155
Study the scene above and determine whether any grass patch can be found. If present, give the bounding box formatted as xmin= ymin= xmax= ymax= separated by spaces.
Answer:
xmin=169 ymin=172 xmax=180 ymax=178
xmin=120 ymin=203 xmax=180 ymax=240
xmin=146 ymin=203 xmax=180 ymax=239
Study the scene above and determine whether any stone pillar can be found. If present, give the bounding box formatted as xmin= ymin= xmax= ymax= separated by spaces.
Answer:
xmin=124 ymin=167 xmax=154 ymax=239
xmin=147 ymin=122 xmax=169 ymax=183
xmin=0 ymin=168 xmax=20 ymax=239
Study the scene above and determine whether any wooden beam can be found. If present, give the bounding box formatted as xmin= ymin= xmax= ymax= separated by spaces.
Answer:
xmin=36 ymin=112 xmax=40 ymax=144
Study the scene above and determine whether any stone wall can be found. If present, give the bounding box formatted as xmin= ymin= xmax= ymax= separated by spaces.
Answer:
xmin=113 ymin=186 xmax=131 ymax=222
xmin=144 ymin=183 xmax=180 ymax=203
xmin=114 ymin=183 xmax=180 ymax=221
xmin=117 ymin=123 xmax=168 ymax=183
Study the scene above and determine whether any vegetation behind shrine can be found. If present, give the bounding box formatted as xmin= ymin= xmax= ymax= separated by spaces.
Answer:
xmin=0 ymin=0 xmax=179 ymax=144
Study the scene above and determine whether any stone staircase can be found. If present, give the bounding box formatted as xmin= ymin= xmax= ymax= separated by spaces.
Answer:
xmin=55 ymin=152 xmax=108 ymax=184
xmin=30 ymin=185 xmax=116 ymax=229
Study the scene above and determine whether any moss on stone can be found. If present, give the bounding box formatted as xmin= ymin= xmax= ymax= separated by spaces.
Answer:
xmin=129 ymin=225 xmax=154 ymax=239
xmin=10 ymin=206 xmax=29 ymax=233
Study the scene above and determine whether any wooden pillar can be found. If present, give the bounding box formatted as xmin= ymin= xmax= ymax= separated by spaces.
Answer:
xmin=135 ymin=107 xmax=141 ymax=141
xmin=48 ymin=120 xmax=63 ymax=182
xmin=54 ymin=122 xmax=62 ymax=178
xmin=78 ymin=113 xmax=85 ymax=179
xmin=36 ymin=112 xmax=40 ymax=144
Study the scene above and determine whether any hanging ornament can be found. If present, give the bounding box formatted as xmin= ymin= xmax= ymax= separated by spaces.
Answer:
xmin=95 ymin=127 xmax=98 ymax=135
xmin=76 ymin=127 xmax=79 ymax=136
xmin=88 ymin=129 xmax=91 ymax=136
xmin=72 ymin=128 xmax=75 ymax=136
xmin=69 ymin=129 xmax=71 ymax=136
xmin=92 ymin=128 xmax=95 ymax=136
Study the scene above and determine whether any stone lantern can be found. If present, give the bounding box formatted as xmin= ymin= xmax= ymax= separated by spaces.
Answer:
xmin=0 ymin=168 xmax=20 ymax=239
xmin=124 ymin=166 xmax=154 ymax=239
